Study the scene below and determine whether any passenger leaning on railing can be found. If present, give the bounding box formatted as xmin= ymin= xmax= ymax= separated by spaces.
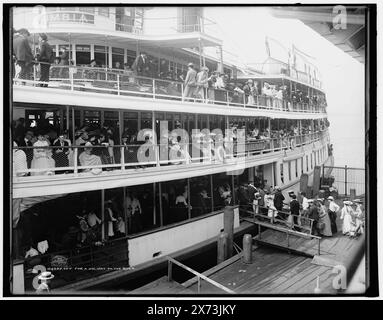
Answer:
xmin=13 ymin=28 xmax=33 ymax=82
xmin=30 ymin=131 xmax=55 ymax=176
xmin=36 ymin=33 xmax=54 ymax=87
xmin=78 ymin=142 xmax=102 ymax=174
xmin=52 ymin=131 xmax=71 ymax=174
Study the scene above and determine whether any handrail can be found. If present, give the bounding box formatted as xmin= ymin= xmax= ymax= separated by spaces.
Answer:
xmin=166 ymin=256 xmax=235 ymax=294
xmin=12 ymin=130 xmax=329 ymax=177
xmin=13 ymin=64 xmax=328 ymax=114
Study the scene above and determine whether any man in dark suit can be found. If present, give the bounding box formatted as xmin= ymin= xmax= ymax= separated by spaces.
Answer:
xmin=183 ymin=62 xmax=197 ymax=99
xmin=36 ymin=33 xmax=53 ymax=87
xmin=13 ymin=28 xmax=33 ymax=81
xmin=52 ymin=133 xmax=70 ymax=173
xmin=132 ymin=52 xmax=149 ymax=77
xmin=18 ymin=130 xmax=34 ymax=169
xmin=289 ymin=194 xmax=300 ymax=230
xmin=308 ymin=200 xmax=320 ymax=235
xmin=273 ymin=186 xmax=285 ymax=218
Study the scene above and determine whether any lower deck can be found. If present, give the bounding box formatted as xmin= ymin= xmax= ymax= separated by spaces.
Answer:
xmin=137 ymin=214 xmax=365 ymax=295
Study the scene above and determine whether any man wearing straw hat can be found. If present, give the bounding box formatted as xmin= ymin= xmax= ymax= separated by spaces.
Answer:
xmin=327 ymin=196 xmax=340 ymax=234
xmin=183 ymin=62 xmax=197 ymax=99
xmin=195 ymin=66 xmax=210 ymax=101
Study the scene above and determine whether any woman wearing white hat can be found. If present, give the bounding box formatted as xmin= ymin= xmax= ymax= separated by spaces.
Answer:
xmin=353 ymin=199 xmax=364 ymax=235
xmin=340 ymin=201 xmax=356 ymax=236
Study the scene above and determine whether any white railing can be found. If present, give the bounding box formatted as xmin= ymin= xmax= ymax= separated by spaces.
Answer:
xmin=13 ymin=64 xmax=327 ymax=114
xmin=13 ymin=131 xmax=328 ymax=179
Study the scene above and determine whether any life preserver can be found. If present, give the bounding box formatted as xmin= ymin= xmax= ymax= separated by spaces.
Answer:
xmin=290 ymin=139 xmax=296 ymax=149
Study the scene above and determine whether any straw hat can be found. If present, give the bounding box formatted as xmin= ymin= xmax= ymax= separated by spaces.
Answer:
xmin=84 ymin=142 xmax=93 ymax=147
xmin=38 ymin=271 xmax=54 ymax=281
xmin=353 ymin=199 xmax=363 ymax=204
xmin=287 ymin=190 xmax=294 ymax=194
xmin=307 ymin=199 xmax=314 ymax=203
xmin=343 ymin=201 xmax=353 ymax=205
xmin=187 ymin=62 xmax=194 ymax=67
xmin=327 ymin=196 xmax=334 ymax=201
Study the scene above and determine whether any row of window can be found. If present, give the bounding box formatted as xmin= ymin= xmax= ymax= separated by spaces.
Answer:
xmin=280 ymin=145 xmax=328 ymax=184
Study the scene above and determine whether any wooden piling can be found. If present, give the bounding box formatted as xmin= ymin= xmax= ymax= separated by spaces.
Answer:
xmin=224 ymin=206 xmax=234 ymax=258
xmin=217 ymin=232 xmax=228 ymax=264
xmin=242 ymin=234 xmax=253 ymax=264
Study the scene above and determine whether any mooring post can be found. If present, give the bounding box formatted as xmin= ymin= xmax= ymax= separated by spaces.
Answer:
xmin=217 ymin=231 xmax=228 ymax=264
xmin=224 ymin=206 xmax=234 ymax=258
xmin=242 ymin=234 xmax=253 ymax=264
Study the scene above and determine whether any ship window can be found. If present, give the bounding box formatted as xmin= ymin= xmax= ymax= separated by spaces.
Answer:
xmin=84 ymin=110 xmax=100 ymax=125
xmin=190 ymin=175 xmax=213 ymax=217
xmin=75 ymin=44 xmax=90 ymax=66
xmin=288 ymin=161 xmax=291 ymax=182
xmin=178 ymin=7 xmax=203 ymax=32
xmin=161 ymin=178 xmax=190 ymax=223
xmin=123 ymin=111 xmax=138 ymax=137
xmin=295 ymin=159 xmax=298 ymax=178
xmin=125 ymin=49 xmax=136 ymax=68
xmin=112 ymin=47 xmax=124 ymax=69
xmin=94 ymin=45 xmax=108 ymax=68
xmin=78 ymin=7 xmax=95 ymax=14
xmin=311 ymin=153 xmax=313 ymax=169
xmin=280 ymin=163 xmax=284 ymax=184
xmin=98 ymin=7 xmax=109 ymax=17
xmin=141 ymin=112 xmax=152 ymax=130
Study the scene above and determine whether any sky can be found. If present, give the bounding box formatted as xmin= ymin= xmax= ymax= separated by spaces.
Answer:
xmin=205 ymin=7 xmax=365 ymax=168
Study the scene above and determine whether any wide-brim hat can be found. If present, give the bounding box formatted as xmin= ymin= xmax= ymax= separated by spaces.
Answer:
xmin=39 ymin=33 xmax=48 ymax=41
xmin=84 ymin=142 xmax=93 ymax=147
xmin=187 ymin=62 xmax=194 ymax=67
xmin=202 ymin=66 xmax=209 ymax=71
xmin=327 ymin=196 xmax=334 ymax=200
xmin=38 ymin=271 xmax=54 ymax=281
xmin=343 ymin=201 xmax=353 ymax=205
xmin=307 ymin=199 xmax=314 ymax=203
xmin=287 ymin=190 xmax=294 ymax=194
xmin=353 ymin=199 xmax=363 ymax=204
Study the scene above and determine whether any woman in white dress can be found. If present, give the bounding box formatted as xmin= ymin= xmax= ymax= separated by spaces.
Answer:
xmin=352 ymin=199 xmax=365 ymax=235
xmin=266 ymin=194 xmax=277 ymax=221
xmin=31 ymin=133 xmax=55 ymax=176
xmin=317 ymin=199 xmax=332 ymax=237
xmin=340 ymin=201 xmax=356 ymax=236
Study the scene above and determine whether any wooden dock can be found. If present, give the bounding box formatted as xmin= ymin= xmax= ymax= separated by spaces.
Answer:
xmin=132 ymin=216 xmax=364 ymax=295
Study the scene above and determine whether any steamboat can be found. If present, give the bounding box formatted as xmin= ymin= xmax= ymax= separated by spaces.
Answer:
xmin=10 ymin=6 xmax=335 ymax=294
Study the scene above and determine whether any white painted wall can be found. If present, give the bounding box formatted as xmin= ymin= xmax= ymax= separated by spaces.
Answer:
xmin=143 ymin=7 xmax=178 ymax=35
xmin=128 ymin=208 xmax=240 ymax=266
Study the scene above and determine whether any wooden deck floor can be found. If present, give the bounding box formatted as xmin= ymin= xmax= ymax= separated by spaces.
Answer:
xmin=184 ymin=231 xmax=364 ymax=294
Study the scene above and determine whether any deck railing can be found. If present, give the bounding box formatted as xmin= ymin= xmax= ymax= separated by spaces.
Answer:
xmin=166 ymin=256 xmax=235 ymax=294
xmin=13 ymin=64 xmax=327 ymax=114
xmin=13 ymin=131 xmax=328 ymax=178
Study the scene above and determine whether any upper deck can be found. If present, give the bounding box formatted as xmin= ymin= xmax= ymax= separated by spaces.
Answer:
xmin=13 ymin=6 xmax=222 ymax=48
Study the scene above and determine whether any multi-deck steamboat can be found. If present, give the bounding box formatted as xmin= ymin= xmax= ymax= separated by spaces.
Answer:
xmin=10 ymin=6 xmax=334 ymax=293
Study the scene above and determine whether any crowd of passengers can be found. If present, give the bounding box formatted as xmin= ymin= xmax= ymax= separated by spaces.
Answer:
xmin=237 ymin=184 xmax=365 ymax=238
xmin=19 ymin=178 xmax=364 ymax=270
xmin=13 ymin=28 xmax=327 ymax=110
xmin=12 ymin=116 xmax=329 ymax=176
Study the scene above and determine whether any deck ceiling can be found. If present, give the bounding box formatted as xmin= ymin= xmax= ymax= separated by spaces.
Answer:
xmin=271 ymin=6 xmax=365 ymax=64
xmin=32 ymin=29 xmax=222 ymax=49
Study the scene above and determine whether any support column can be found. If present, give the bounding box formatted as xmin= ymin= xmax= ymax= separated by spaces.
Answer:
xmin=223 ymin=206 xmax=234 ymax=259
xmin=153 ymin=183 xmax=156 ymax=225
xmin=218 ymin=45 xmax=224 ymax=74
xmin=187 ymin=178 xmax=191 ymax=219
xmin=101 ymin=189 xmax=105 ymax=241
xmin=159 ymin=182 xmax=163 ymax=227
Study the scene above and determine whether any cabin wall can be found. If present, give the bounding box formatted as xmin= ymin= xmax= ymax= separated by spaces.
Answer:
xmin=128 ymin=208 xmax=240 ymax=266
